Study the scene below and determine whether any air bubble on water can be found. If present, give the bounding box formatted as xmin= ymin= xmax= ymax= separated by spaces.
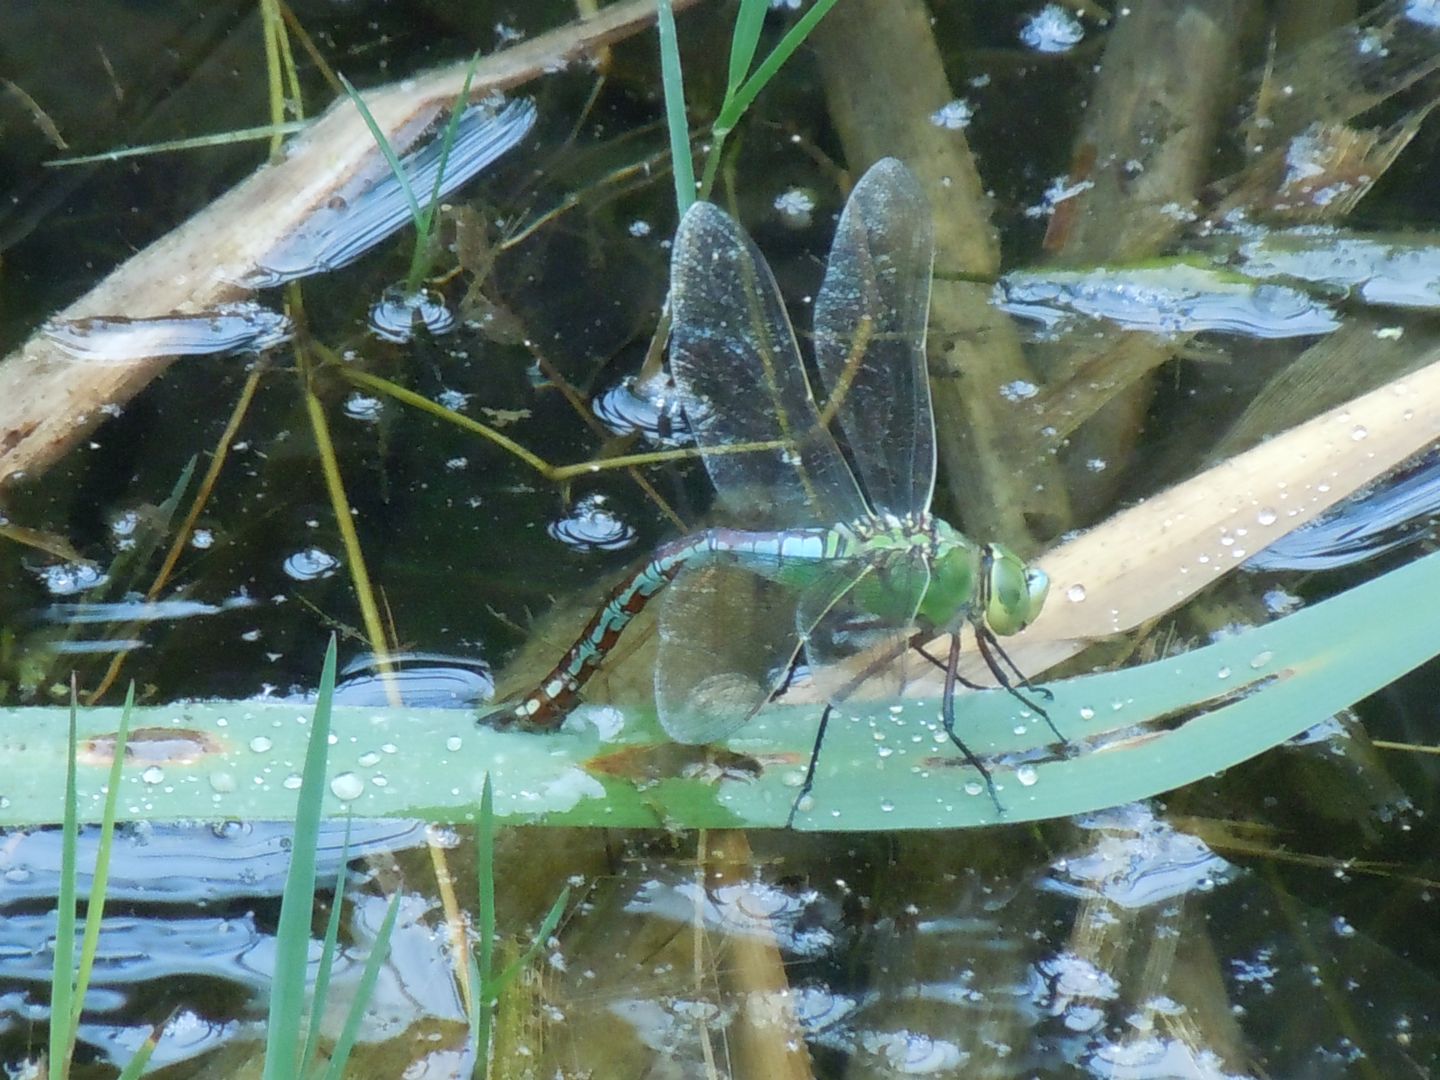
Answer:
xmin=1016 ymin=765 xmax=1039 ymax=787
xmin=330 ymin=772 xmax=365 ymax=801
xmin=930 ymin=99 xmax=974 ymax=130
xmin=1000 ymin=379 xmax=1038 ymax=401
xmin=249 ymin=736 xmax=273 ymax=753
xmin=344 ymin=394 xmax=382 ymax=422
xmin=773 ymin=187 xmax=815 ymax=228
xmin=283 ymin=547 xmax=339 ymax=581
xmin=1066 ymin=584 xmax=1087 ymax=603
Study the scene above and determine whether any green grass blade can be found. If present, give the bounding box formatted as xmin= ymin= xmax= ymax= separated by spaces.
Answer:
xmin=47 ymin=684 xmax=81 ymax=1080
xmin=70 ymin=682 xmax=135 ymax=1030
xmin=115 ymin=1020 xmax=162 ymax=1080
xmin=338 ymin=73 xmax=425 ymax=230
xmin=320 ymin=891 xmax=402 ymax=1080
xmin=406 ymin=50 xmax=484 ymax=292
xmin=491 ymin=886 xmax=570 ymax=993
xmin=301 ymin=814 xmax=354 ymax=1074
xmin=264 ymin=636 xmax=339 ymax=1080
xmin=472 ymin=774 xmax=497 ymax=1079
xmin=45 ymin=121 xmax=309 ymax=166
xmin=726 ymin=0 xmax=770 ymax=97
xmin=715 ymin=0 xmax=842 ymax=132
xmin=656 ymin=0 xmax=696 ymax=214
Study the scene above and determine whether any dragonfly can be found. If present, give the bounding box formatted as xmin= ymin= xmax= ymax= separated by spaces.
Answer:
xmin=490 ymin=158 xmax=1054 ymax=819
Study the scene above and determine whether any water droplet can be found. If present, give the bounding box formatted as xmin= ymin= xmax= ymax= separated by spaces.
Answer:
xmin=1066 ymin=583 xmax=1087 ymax=603
xmin=209 ymin=771 xmax=237 ymax=793
xmin=445 ymin=736 xmax=463 ymax=752
xmin=963 ymin=781 xmax=984 ymax=797
xmin=1079 ymin=706 xmax=1095 ymax=721
xmin=1217 ymin=666 xmax=1232 ymax=680
xmin=141 ymin=766 xmax=165 ymax=785
xmin=249 ymin=736 xmax=273 ymax=753
xmin=1257 ymin=508 xmax=1278 ymax=526
xmin=330 ymin=772 xmax=365 ymax=801
xmin=1351 ymin=425 xmax=1368 ymax=441
xmin=877 ymin=746 xmax=893 ymax=759
xmin=1016 ymin=765 xmax=1039 ymax=787
xmin=283 ymin=773 xmax=303 ymax=790
xmin=1012 ymin=723 xmax=1028 ymax=736
xmin=1250 ymin=650 xmax=1273 ymax=669
xmin=357 ymin=751 xmax=382 ymax=768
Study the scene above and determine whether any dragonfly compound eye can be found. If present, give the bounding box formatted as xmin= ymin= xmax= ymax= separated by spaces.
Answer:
xmin=984 ymin=545 xmax=1048 ymax=635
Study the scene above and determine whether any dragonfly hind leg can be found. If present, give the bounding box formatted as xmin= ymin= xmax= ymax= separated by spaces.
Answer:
xmin=940 ymin=631 xmax=1005 ymax=814
xmin=785 ymin=703 xmax=836 ymax=829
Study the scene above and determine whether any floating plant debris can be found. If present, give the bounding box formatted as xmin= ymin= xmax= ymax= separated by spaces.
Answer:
xmin=42 ymin=301 xmax=291 ymax=362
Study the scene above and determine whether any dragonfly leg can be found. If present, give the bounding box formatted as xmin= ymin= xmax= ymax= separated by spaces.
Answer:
xmin=973 ymin=624 xmax=1065 ymax=744
xmin=786 ymin=704 xmax=835 ymax=828
xmin=942 ymin=631 xmax=1004 ymax=814
xmin=909 ymin=627 xmax=990 ymax=691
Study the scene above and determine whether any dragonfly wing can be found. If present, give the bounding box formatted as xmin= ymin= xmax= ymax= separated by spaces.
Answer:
xmin=670 ymin=201 xmax=868 ymax=528
xmin=655 ymin=563 xmax=804 ymax=744
xmin=797 ymin=549 xmax=932 ymax=705
xmin=813 ymin=158 xmax=936 ymax=519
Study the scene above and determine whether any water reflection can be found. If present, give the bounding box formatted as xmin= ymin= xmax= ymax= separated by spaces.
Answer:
xmin=240 ymin=98 xmax=536 ymax=288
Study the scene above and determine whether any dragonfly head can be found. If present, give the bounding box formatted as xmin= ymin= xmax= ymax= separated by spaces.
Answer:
xmin=980 ymin=543 xmax=1049 ymax=636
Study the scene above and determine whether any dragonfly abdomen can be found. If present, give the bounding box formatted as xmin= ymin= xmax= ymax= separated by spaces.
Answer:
xmin=491 ymin=525 xmax=845 ymax=730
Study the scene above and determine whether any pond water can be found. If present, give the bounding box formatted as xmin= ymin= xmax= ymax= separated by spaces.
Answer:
xmin=1 ymin=0 xmax=1439 ymax=1076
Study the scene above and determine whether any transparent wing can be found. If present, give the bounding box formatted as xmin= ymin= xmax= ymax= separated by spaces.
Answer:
xmin=669 ymin=201 xmax=867 ymax=528
xmin=812 ymin=158 xmax=936 ymax=519
xmin=797 ymin=548 xmax=932 ymax=706
xmin=655 ymin=563 xmax=808 ymax=744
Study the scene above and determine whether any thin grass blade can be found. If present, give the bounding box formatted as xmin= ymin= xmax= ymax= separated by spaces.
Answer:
xmin=71 ymin=682 xmax=135 ymax=1027
xmin=264 ymin=636 xmax=339 ymax=1079
xmin=320 ymin=891 xmax=402 ymax=1080
xmin=656 ymin=0 xmax=696 ymax=213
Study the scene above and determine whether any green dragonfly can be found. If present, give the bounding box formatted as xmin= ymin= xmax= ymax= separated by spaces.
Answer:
xmin=491 ymin=158 xmax=1053 ymax=817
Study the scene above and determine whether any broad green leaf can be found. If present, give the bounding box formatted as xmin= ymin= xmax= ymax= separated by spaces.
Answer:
xmin=5 ymin=550 xmax=1439 ymax=831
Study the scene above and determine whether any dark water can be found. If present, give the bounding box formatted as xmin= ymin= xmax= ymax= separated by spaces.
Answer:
xmin=1 ymin=0 xmax=1439 ymax=1076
